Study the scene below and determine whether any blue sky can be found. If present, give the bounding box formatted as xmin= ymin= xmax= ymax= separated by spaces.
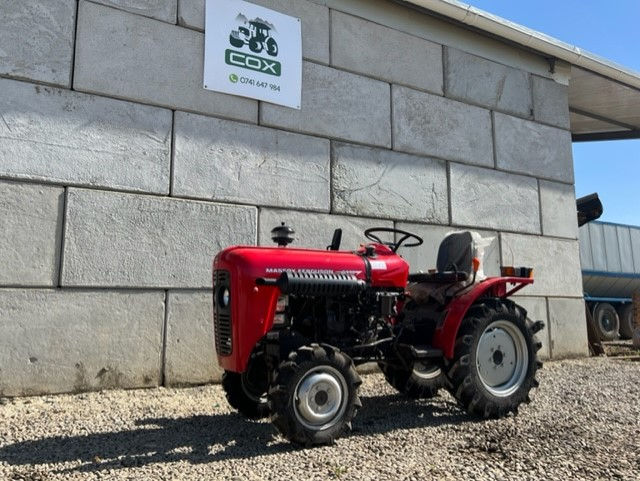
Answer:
xmin=468 ymin=1 xmax=640 ymax=225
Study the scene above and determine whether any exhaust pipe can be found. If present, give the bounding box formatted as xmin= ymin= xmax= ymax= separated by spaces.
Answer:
xmin=257 ymin=271 xmax=365 ymax=296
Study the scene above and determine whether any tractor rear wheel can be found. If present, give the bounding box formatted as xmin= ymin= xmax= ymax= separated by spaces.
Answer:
xmin=446 ymin=298 xmax=542 ymax=419
xmin=269 ymin=344 xmax=361 ymax=446
xmin=222 ymin=352 xmax=270 ymax=419
xmin=380 ymin=361 xmax=446 ymax=399
xmin=593 ymin=303 xmax=620 ymax=341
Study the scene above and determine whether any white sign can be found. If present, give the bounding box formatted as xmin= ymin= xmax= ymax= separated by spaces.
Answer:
xmin=204 ymin=0 xmax=302 ymax=109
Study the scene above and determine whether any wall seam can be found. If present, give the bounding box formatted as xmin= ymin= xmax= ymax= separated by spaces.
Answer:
xmin=56 ymin=187 xmax=69 ymax=287
xmin=536 ymin=178 xmax=544 ymax=236
xmin=69 ymin=0 xmax=81 ymax=89
xmin=491 ymin=111 xmax=498 ymax=169
xmin=545 ymin=297 xmax=554 ymax=359
xmin=169 ymin=110 xmax=176 ymax=196
xmin=160 ymin=289 xmax=169 ymax=387
xmin=446 ymin=161 xmax=452 ymax=225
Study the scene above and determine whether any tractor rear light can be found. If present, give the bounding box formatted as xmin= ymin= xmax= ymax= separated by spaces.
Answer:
xmin=500 ymin=266 xmax=534 ymax=278
xmin=472 ymin=257 xmax=480 ymax=273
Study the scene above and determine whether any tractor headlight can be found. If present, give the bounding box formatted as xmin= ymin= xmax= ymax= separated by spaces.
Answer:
xmin=218 ymin=287 xmax=230 ymax=308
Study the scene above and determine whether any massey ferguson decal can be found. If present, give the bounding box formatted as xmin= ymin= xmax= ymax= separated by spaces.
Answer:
xmin=265 ymin=268 xmax=362 ymax=275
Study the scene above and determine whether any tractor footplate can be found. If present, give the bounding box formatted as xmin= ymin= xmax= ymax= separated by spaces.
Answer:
xmin=397 ymin=344 xmax=443 ymax=360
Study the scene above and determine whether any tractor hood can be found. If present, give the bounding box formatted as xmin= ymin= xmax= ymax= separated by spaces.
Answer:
xmin=214 ymin=244 xmax=410 ymax=288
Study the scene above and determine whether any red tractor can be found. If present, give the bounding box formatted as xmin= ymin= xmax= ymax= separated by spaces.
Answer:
xmin=213 ymin=225 xmax=544 ymax=445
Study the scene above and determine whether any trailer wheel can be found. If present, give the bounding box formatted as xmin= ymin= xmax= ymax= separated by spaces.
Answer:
xmin=446 ymin=299 xmax=542 ymax=419
xmin=380 ymin=361 xmax=446 ymax=399
xmin=593 ymin=303 xmax=620 ymax=341
xmin=269 ymin=344 xmax=361 ymax=446
xmin=222 ymin=352 xmax=270 ymax=419
xmin=618 ymin=304 xmax=634 ymax=339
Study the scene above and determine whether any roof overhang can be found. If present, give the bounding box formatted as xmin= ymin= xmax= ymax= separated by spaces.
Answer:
xmin=401 ymin=0 xmax=640 ymax=141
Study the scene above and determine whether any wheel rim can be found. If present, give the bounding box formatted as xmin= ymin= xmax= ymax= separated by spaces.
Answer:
xmin=412 ymin=362 xmax=442 ymax=380
xmin=293 ymin=366 xmax=348 ymax=431
xmin=475 ymin=320 xmax=529 ymax=397
xmin=599 ymin=313 xmax=616 ymax=334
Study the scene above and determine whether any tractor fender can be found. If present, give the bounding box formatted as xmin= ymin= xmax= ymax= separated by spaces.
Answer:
xmin=432 ymin=277 xmax=533 ymax=359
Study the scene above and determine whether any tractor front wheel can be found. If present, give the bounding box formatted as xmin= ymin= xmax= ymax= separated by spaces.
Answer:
xmin=222 ymin=352 xmax=270 ymax=419
xmin=446 ymin=299 xmax=542 ymax=418
xmin=380 ymin=361 xmax=446 ymax=399
xmin=269 ymin=344 xmax=361 ymax=446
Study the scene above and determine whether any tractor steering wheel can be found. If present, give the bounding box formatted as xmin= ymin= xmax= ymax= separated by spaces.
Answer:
xmin=364 ymin=227 xmax=423 ymax=253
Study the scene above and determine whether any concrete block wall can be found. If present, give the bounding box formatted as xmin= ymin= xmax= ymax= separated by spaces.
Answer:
xmin=0 ymin=0 xmax=584 ymax=396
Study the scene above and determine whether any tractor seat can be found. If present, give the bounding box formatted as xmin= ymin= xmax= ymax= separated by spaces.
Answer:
xmin=407 ymin=271 xmax=468 ymax=284
xmin=408 ymin=231 xmax=474 ymax=285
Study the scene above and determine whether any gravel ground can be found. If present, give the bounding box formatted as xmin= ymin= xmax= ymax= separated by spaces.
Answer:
xmin=1 ymin=357 xmax=639 ymax=481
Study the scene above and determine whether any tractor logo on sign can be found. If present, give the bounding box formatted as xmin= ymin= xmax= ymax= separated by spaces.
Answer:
xmin=226 ymin=14 xmax=281 ymax=76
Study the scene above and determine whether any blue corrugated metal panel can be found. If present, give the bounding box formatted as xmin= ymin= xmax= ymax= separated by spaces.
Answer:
xmin=581 ymin=271 xmax=640 ymax=297
xmin=588 ymin=223 xmax=607 ymax=271
xmin=603 ymin=223 xmax=622 ymax=271
xmin=617 ymin=226 xmax=634 ymax=273
xmin=581 ymin=221 xmax=640 ymax=274
xmin=630 ymin=228 xmax=640 ymax=273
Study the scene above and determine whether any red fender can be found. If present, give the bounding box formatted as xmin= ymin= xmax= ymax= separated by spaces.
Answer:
xmin=432 ymin=277 xmax=534 ymax=359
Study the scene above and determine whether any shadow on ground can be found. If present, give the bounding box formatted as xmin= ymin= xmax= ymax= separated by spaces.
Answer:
xmin=0 ymin=393 xmax=470 ymax=474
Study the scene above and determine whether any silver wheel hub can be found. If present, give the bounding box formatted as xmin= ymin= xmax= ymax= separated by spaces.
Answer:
xmin=294 ymin=366 xmax=348 ymax=431
xmin=476 ymin=320 xmax=529 ymax=397
xmin=413 ymin=362 xmax=442 ymax=380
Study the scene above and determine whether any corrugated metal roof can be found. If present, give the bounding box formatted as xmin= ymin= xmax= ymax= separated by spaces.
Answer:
xmin=403 ymin=0 xmax=640 ymax=141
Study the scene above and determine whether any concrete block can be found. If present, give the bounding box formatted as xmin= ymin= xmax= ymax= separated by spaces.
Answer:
xmin=532 ymin=76 xmax=570 ymax=129
xmin=501 ymin=233 xmax=583 ymax=297
xmin=578 ymin=225 xmax=593 ymax=270
xmin=331 ymin=11 xmax=442 ymax=94
xmin=444 ymin=47 xmax=531 ymax=117
xmin=0 ymin=0 xmax=75 ymax=87
xmin=494 ymin=112 xmax=573 ymax=183
xmin=0 ymin=289 xmax=164 ymax=396
xmin=260 ymin=62 xmax=391 ymax=148
xmin=547 ymin=297 xmax=589 ymax=358
xmin=177 ymin=0 xmax=204 ymax=29
xmin=91 ymin=0 xmax=177 ymax=23
xmin=396 ymin=222 xmax=500 ymax=277
xmin=62 ymin=189 xmax=257 ymax=288
xmin=392 ymin=85 xmax=493 ymax=167
xmin=511 ymin=296 xmax=550 ymax=360
xmin=332 ymin=143 xmax=448 ymax=222
xmin=165 ymin=290 xmax=222 ymax=385
xmin=74 ymin=1 xmax=257 ymax=123
xmin=0 ymin=78 xmax=172 ymax=194
xmin=0 ymin=181 xmax=63 ymax=286
xmin=540 ymin=180 xmax=578 ymax=239
xmin=178 ymin=0 xmax=329 ymax=63
xmin=450 ymin=163 xmax=540 ymax=234
xmin=173 ymin=112 xmax=330 ymax=210
xmin=259 ymin=208 xmax=393 ymax=250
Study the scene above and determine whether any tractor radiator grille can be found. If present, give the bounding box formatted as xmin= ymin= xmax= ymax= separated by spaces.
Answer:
xmin=213 ymin=269 xmax=232 ymax=356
